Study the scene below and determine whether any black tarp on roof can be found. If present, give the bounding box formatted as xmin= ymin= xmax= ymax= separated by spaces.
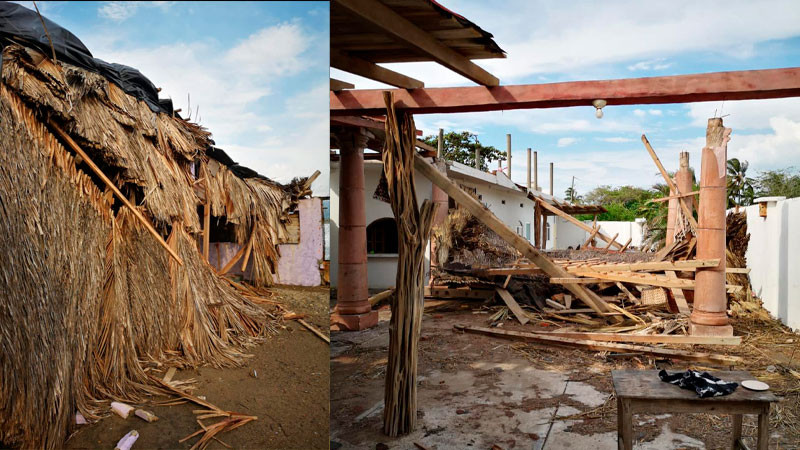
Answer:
xmin=206 ymin=146 xmax=269 ymax=181
xmin=0 ymin=1 xmax=168 ymax=113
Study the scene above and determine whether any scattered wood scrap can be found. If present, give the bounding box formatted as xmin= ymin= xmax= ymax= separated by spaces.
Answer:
xmin=495 ymin=288 xmax=529 ymax=325
xmin=454 ymin=325 xmax=742 ymax=365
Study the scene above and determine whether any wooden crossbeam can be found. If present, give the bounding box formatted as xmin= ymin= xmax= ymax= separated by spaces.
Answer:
xmin=570 ymin=259 xmax=719 ymax=273
xmin=528 ymin=330 xmax=741 ymax=346
xmin=665 ymin=271 xmax=691 ymax=315
xmin=603 ymin=233 xmax=619 ymax=250
xmin=334 ymin=0 xmax=499 ymax=86
xmin=414 ymin=152 xmax=622 ymax=323
xmin=550 ymin=277 xmax=603 ymax=284
xmin=331 ymin=67 xmax=800 ymax=115
xmin=331 ymin=78 xmax=355 ymax=91
xmin=332 ymin=50 xmax=424 ymax=89
xmin=651 ymin=191 xmax=699 ymax=203
xmin=583 ymin=226 xmax=600 ymax=248
xmin=570 ymin=270 xmax=695 ymax=289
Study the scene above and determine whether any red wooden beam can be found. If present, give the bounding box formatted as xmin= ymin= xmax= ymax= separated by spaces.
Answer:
xmin=331 ymin=67 xmax=800 ymax=115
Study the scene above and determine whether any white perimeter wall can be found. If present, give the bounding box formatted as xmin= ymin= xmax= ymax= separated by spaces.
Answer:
xmin=744 ymin=198 xmax=800 ymax=331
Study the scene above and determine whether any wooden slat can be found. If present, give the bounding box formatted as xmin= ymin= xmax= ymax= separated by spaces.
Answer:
xmin=603 ymin=233 xmax=619 ymax=250
xmin=531 ymin=330 xmax=741 ymax=345
xmin=570 ymin=270 xmax=695 ymax=289
xmin=495 ymin=288 xmax=529 ymax=325
xmin=332 ymin=50 xmax=424 ymax=89
xmin=583 ymin=226 xmax=600 ymax=248
xmin=331 ymin=67 xmax=800 ymax=115
xmin=414 ymin=152 xmax=622 ymax=323
xmin=550 ymin=277 xmax=603 ymax=284
xmin=665 ymin=271 xmax=691 ymax=315
xmin=651 ymin=191 xmax=699 ymax=203
xmin=570 ymin=259 xmax=719 ymax=273
xmin=49 ymin=120 xmax=183 ymax=265
xmin=334 ymin=0 xmax=499 ymax=86
xmin=455 ymin=325 xmax=742 ymax=365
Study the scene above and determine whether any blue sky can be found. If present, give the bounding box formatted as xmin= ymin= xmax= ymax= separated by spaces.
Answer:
xmin=332 ymin=0 xmax=800 ymax=200
xmin=18 ymin=1 xmax=329 ymax=193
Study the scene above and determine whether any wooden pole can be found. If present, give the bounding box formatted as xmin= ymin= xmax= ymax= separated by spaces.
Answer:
xmin=526 ymin=148 xmax=531 ymax=191
xmin=549 ymin=162 xmax=554 ymax=195
xmin=642 ymin=135 xmax=698 ymax=232
xmin=535 ymin=197 xmax=623 ymax=249
xmin=506 ymin=133 xmax=511 ymax=178
xmin=382 ymin=92 xmax=438 ymax=436
xmin=437 ymin=128 xmax=443 ymax=158
xmin=533 ymin=151 xmax=538 ymax=191
xmin=49 ymin=120 xmax=183 ymax=265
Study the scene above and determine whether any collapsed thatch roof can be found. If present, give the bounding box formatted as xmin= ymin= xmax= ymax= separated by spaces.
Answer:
xmin=0 ymin=26 xmax=312 ymax=450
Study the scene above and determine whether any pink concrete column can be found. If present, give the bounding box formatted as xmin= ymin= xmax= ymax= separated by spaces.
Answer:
xmin=333 ymin=128 xmax=378 ymax=330
xmin=690 ymin=118 xmax=732 ymax=336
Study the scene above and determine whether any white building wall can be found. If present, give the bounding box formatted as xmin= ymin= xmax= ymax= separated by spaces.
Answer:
xmin=452 ymin=178 xmax=535 ymax=241
xmin=330 ymin=160 xmax=432 ymax=290
xmin=594 ymin=221 xmax=646 ymax=249
xmin=744 ymin=197 xmax=800 ymax=331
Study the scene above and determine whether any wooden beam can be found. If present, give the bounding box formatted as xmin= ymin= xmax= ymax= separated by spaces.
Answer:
xmin=219 ymin=243 xmax=247 ymax=275
xmin=642 ymin=135 xmax=698 ymax=231
xmin=495 ymin=288 xmax=529 ymax=325
xmin=550 ymin=277 xmax=603 ymax=284
xmin=332 ymin=50 xmax=424 ymax=89
xmin=332 ymin=67 xmax=800 ymax=115
xmin=616 ymin=282 xmax=639 ymax=304
xmin=583 ymin=226 xmax=600 ymax=248
xmin=333 ymin=0 xmax=499 ymax=86
xmin=603 ymin=233 xmax=619 ymax=250
xmin=536 ymin=198 xmax=623 ymax=249
xmin=455 ymin=325 xmax=742 ymax=365
xmin=331 ymin=78 xmax=355 ymax=91
xmin=651 ymin=191 xmax=699 ymax=203
xmin=570 ymin=270 xmax=695 ymax=289
xmin=528 ymin=330 xmax=741 ymax=346
xmin=619 ymin=238 xmax=632 ymax=253
xmin=414 ymin=152 xmax=622 ymax=323
xmin=572 ymin=259 xmax=720 ymax=273
xmin=49 ymin=120 xmax=183 ymax=265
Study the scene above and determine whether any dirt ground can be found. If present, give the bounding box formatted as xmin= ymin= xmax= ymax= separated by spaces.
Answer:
xmin=330 ymin=302 xmax=800 ymax=449
xmin=66 ymin=285 xmax=330 ymax=450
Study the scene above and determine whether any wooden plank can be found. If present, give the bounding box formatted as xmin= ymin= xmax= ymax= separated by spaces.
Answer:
xmin=528 ymin=330 xmax=740 ymax=345
xmin=616 ymin=282 xmax=639 ymax=304
xmin=550 ymin=277 xmax=603 ymax=284
xmin=334 ymin=0 xmax=499 ymax=86
xmin=619 ymin=237 xmax=632 ymax=253
xmin=331 ymin=67 xmax=800 ymax=115
xmin=332 ymin=49 xmax=424 ymax=89
xmin=414 ymin=152 xmax=622 ymax=323
xmin=474 ymin=267 xmax=543 ymax=276
xmin=603 ymin=233 xmax=619 ymax=250
xmin=425 ymin=286 xmax=495 ymax=299
xmin=642 ymin=135 xmax=698 ymax=232
xmin=49 ymin=120 xmax=183 ymax=265
xmin=297 ymin=319 xmax=330 ymax=344
xmin=665 ymin=271 xmax=691 ymax=315
xmin=219 ymin=243 xmax=247 ymax=275
xmin=571 ymin=270 xmax=695 ymax=289
xmin=331 ymin=78 xmax=355 ymax=91
xmin=651 ymin=191 xmax=699 ymax=203
xmin=495 ymin=288 xmax=529 ymax=325
xmin=455 ymin=325 xmax=742 ymax=365
xmin=572 ymin=259 xmax=719 ymax=273
xmin=545 ymin=299 xmax=566 ymax=310
xmin=583 ymin=226 xmax=600 ymax=248
xmin=283 ymin=212 xmax=301 ymax=244
xmin=369 ymin=288 xmax=395 ymax=306
xmin=535 ymin=197 xmax=623 ymax=249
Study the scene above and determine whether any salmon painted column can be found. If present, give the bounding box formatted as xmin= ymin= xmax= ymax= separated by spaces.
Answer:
xmin=690 ymin=118 xmax=733 ymax=336
xmin=675 ymin=151 xmax=694 ymax=239
xmin=333 ymin=127 xmax=378 ymax=330
xmin=429 ymin=129 xmax=449 ymax=283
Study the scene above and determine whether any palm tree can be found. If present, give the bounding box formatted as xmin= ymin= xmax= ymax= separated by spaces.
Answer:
xmin=638 ymin=183 xmax=670 ymax=251
xmin=564 ymin=186 xmax=582 ymax=204
xmin=727 ymin=158 xmax=755 ymax=210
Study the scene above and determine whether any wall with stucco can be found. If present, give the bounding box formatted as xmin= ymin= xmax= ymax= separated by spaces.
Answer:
xmin=276 ymin=197 xmax=323 ymax=286
xmin=744 ymin=197 xmax=800 ymax=330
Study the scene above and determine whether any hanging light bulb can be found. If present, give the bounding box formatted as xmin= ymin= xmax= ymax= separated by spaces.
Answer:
xmin=592 ymin=99 xmax=607 ymax=119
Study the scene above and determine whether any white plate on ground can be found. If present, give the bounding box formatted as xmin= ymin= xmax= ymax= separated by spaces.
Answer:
xmin=741 ymin=379 xmax=769 ymax=391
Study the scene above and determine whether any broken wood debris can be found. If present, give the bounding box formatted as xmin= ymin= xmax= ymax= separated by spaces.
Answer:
xmin=454 ymin=325 xmax=742 ymax=365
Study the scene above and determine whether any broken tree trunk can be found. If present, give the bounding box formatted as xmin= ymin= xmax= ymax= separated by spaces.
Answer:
xmin=414 ymin=154 xmax=622 ymax=324
xmin=382 ymin=92 xmax=437 ymax=437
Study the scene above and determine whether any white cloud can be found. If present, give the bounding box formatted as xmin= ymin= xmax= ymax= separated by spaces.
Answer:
xmin=627 ymin=59 xmax=673 ymax=71
xmin=226 ymin=22 xmax=310 ymax=76
xmin=81 ymin=22 xmax=328 ymax=193
xmin=686 ymin=98 xmax=800 ymax=130
xmin=557 ymin=137 xmax=578 ymax=147
xmin=633 ymin=109 xmax=646 ymax=117
xmin=98 ymin=1 xmax=173 ymax=21
xmin=649 ymin=109 xmax=663 ymax=116
xmin=597 ymin=137 xmax=635 ymax=143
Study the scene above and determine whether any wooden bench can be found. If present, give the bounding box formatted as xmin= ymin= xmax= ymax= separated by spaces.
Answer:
xmin=612 ymin=370 xmax=777 ymax=450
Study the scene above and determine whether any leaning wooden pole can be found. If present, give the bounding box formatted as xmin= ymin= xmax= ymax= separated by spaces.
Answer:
xmin=49 ymin=120 xmax=183 ymax=265
xmin=382 ymin=92 xmax=437 ymax=436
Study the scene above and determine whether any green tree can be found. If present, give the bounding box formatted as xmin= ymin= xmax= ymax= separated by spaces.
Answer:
xmin=421 ymin=131 xmax=503 ymax=171
xmin=638 ymin=183 xmax=671 ymax=251
xmin=754 ymin=167 xmax=800 ymax=199
xmin=726 ymin=158 xmax=755 ymax=208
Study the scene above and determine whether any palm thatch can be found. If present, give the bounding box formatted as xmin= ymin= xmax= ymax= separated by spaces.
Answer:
xmin=0 ymin=43 xmax=308 ymax=449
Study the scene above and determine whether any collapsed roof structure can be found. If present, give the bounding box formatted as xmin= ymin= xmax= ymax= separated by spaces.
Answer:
xmin=0 ymin=3 xmax=313 ymax=448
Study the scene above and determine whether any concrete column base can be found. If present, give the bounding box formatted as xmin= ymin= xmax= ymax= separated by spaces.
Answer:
xmin=331 ymin=310 xmax=379 ymax=331
xmin=689 ymin=322 xmax=734 ymax=337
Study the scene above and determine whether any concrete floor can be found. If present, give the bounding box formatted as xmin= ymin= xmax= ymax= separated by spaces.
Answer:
xmin=331 ymin=308 xmax=733 ymax=449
